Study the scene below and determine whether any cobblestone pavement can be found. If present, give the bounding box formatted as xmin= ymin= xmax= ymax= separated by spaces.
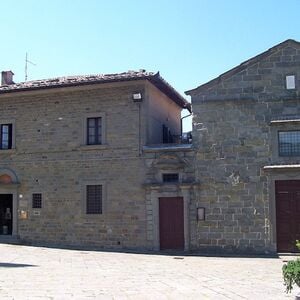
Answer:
xmin=0 ymin=244 xmax=299 ymax=300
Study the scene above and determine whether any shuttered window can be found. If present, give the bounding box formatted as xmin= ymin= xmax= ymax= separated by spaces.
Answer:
xmin=86 ymin=185 xmax=102 ymax=214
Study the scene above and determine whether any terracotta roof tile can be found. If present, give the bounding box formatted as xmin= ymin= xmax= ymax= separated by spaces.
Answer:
xmin=0 ymin=70 xmax=191 ymax=112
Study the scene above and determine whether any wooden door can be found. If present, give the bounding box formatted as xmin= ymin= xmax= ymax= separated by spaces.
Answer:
xmin=276 ymin=180 xmax=300 ymax=252
xmin=159 ymin=197 xmax=184 ymax=250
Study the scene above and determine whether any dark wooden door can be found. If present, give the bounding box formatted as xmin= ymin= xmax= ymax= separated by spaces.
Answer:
xmin=276 ymin=180 xmax=300 ymax=252
xmin=159 ymin=197 xmax=184 ymax=250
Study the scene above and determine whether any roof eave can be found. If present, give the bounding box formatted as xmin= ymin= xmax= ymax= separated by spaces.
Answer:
xmin=0 ymin=72 xmax=191 ymax=112
xmin=148 ymin=73 xmax=191 ymax=112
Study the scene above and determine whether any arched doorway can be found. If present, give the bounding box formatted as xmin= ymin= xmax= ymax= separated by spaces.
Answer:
xmin=0 ymin=169 xmax=19 ymax=237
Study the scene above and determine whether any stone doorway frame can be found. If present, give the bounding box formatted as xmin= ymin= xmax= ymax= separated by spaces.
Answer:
xmin=264 ymin=168 xmax=300 ymax=253
xmin=146 ymin=184 xmax=191 ymax=251
xmin=0 ymin=168 xmax=19 ymax=237
xmin=0 ymin=190 xmax=18 ymax=236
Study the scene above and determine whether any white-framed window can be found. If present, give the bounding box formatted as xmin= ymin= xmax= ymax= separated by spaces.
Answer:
xmin=286 ymin=75 xmax=296 ymax=90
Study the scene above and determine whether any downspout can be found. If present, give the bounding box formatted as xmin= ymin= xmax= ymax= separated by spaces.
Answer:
xmin=138 ymin=101 xmax=142 ymax=156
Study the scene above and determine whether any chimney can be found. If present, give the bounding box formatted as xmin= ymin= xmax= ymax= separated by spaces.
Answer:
xmin=1 ymin=71 xmax=15 ymax=85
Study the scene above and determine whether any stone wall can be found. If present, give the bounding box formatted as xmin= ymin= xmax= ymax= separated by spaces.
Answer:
xmin=0 ymin=81 xmax=158 ymax=249
xmin=143 ymin=146 xmax=196 ymax=250
xmin=189 ymin=40 xmax=300 ymax=253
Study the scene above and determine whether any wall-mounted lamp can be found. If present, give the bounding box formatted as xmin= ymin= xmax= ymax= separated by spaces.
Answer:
xmin=197 ymin=207 xmax=205 ymax=221
xmin=19 ymin=210 xmax=28 ymax=220
xmin=132 ymin=93 xmax=142 ymax=102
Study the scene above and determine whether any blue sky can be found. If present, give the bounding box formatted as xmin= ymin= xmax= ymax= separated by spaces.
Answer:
xmin=1 ymin=0 xmax=300 ymax=131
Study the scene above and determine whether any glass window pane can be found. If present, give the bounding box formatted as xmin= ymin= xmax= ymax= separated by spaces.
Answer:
xmin=2 ymin=141 xmax=8 ymax=149
xmin=88 ymin=128 xmax=95 ymax=135
xmin=279 ymin=131 xmax=300 ymax=156
xmin=86 ymin=117 xmax=102 ymax=145
xmin=97 ymin=118 xmax=102 ymax=129
xmin=88 ymin=135 xmax=95 ymax=144
xmin=2 ymin=125 xmax=8 ymax=134
xmin=0 ymin=124 xmax=12 ymax=150
xmin=88 ymin=118 xmax=95 ymax=127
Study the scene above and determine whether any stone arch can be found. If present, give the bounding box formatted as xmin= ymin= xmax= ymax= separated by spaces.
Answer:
xmin=151 ymin=153 xmax=187 ymax=170
xmin=0 ymin=168 xmax=18 ymax=184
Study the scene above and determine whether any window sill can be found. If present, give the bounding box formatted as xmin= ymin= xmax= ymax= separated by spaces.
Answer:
xmin=79 ymin=144 xmax=108 ymax=151
xmin=270 ymin=119 xmax=300 ymax=125
xmin=81 ymin=213 xmax=104 ymax=219
xmin=0 ymin=148 xmax=16 ymax=154
xmin=263 ymin=164 xmax=300 ymax=171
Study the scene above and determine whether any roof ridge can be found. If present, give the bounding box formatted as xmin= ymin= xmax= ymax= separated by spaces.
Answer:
xmin=14 ymin=70 xmax=155 ymax=86
xmin=185 ymin=39 xmax=300 ymax=95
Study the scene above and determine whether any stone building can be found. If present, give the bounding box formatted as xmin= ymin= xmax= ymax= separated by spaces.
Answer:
xmin=0 ymin=70 xmax=196 ymax=250
xmin=186 ymin=39 xmax=300 ymax=254
xmin=1 ymin=39 xmax=300 ymax=254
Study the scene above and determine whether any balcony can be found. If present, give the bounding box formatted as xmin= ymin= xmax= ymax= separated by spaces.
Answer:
xmin=144 ymin=131 xmax=192 ymax=152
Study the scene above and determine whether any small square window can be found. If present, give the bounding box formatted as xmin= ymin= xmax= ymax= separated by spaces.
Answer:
xmin=286 ymin=75 xmax=296 ymax=90
xmin=86 ymin=185 xmax=102 ymax=214
xmin=162 ymin=173 xmax=179 ymax=183
xmin=32 ymin=193 xmax=42 ymax=209
xmin=278 ymin=131 xmax=300 ymax=156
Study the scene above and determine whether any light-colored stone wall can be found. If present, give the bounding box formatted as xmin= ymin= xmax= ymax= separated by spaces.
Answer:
xmin=189 ymin=41 xmax=300 ymax=253
xmin=0 ymin=80 xmax=183 ymax=249
xmin=143 ymin=146 xmax=196 ymax=251
xmin=146 ymin=82 xmax=182 ymax=144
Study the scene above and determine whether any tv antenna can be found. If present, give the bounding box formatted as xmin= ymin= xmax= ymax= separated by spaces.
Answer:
xmin=25 ymin=53 xmax=36 ymax=81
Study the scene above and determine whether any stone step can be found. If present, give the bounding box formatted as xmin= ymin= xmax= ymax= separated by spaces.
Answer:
xmin=0 ymin=235 xmax=20 ymax=245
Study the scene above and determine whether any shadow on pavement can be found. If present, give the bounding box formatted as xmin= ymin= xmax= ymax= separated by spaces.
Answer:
xmin=6 ymin=241 xmax=281 ymax=259
xmin=0 ymin=262 xmax=37 ymax=268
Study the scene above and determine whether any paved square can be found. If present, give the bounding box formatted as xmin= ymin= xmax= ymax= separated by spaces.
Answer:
xmin=0 ymin=244 xmax=298 ymax=299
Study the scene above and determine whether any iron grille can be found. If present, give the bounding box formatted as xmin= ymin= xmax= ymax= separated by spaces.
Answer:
xmin=163 ymin=173 xmax=179 ymax=183
xmin=32 ymin=193 xmax=42 ymax=208
xmin=86 ymin=185 xmax=102 ymax=214
xmin=278 ymin=131 xmax=300 ymax=157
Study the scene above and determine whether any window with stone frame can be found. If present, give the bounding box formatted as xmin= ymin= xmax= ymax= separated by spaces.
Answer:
xmin=162 ymin=173 xmax=179 ymax=183
xmin=86 ymin=185 xmax=102 ymax=214
xmin=32 ymin=193 xmax=42 ymax=209
xmin=278 ymin=130 xmax=300 ymax=157
xmin=0 ymin=123 xmax=12 ymax=150
xmin=87 ymin=117 xmax=102 ymax=145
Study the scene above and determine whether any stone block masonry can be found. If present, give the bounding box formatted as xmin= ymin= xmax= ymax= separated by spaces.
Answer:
xmin=187 ymin=39 xmax=300 ymax=254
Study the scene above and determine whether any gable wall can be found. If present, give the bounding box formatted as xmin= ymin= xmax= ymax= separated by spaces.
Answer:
xmin=190 ymin=42 xmax=300 ymax=253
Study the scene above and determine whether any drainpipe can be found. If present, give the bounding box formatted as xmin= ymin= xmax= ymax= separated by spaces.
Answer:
xmin=132 ymin=92 xmax=143 ymax=156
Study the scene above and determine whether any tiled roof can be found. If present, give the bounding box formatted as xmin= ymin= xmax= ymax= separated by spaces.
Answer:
xmin=0 ymin=70 xmax=191 ymax=112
